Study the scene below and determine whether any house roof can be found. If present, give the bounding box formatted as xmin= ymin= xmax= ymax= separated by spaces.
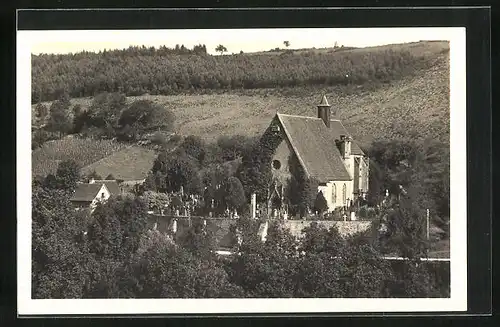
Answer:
xmin=92 ymin=180 xmax=121 ymax=195
xmin=276 ymin=113 xmax=352 ymax=182
xmin=71 ymin=183 xmax=106 ymax=202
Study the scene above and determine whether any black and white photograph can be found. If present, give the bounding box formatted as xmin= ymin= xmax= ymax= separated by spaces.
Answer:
xmin=16 ymin=11 xmax=471 ymax=315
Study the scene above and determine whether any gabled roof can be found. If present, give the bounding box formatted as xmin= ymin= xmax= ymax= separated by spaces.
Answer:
xmin=92 ymin=180 xmax=120 ymax=195
xmin=71 ymin=183 xmax=107 ymax=202
xmin=329 ymin=119 xmax=364 ymax=156
xmin=276 ymin=113 xmax=352 ymax=182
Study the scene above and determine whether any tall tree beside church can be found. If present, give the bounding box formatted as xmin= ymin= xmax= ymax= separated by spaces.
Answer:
xmin=313 ymin=191 xmax=328 ymax=215
xmin=286 ymin=154 xmax=319 ymax=217
xmin=223 ymin=177 xmax=246 ymax=212
xmin=236 ymin=141 xmax=273 ymax=202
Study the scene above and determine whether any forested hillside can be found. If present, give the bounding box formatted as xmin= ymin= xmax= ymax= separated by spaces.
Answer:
xmin=31 ymin=41 xmax=448 ymax=103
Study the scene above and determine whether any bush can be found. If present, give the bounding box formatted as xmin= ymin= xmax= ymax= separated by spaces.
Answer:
xmin=150 ymin=131 xmax=168 ymax=147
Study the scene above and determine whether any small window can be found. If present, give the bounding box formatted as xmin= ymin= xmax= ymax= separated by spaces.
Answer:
xmin=272 ymin=160 xmax=281 ymax=169
xmin=101 ymin=192 xmax=105 ymax=198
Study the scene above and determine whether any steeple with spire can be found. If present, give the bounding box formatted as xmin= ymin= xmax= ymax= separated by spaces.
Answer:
xmin=317 ymin=94 xmax=331 ymax=127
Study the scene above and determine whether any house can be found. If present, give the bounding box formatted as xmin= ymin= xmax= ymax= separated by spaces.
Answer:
xmin=70 ymin=180 xmax=121 ymax=212
xmin=264 ymin=95 xmax=369 ymax=213
xmin=70 ymin=183 xmax=111 ymax=211
xmin=88 ymin=179 xmax=122 ymax=195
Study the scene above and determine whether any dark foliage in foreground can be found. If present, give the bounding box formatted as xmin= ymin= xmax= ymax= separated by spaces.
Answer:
xmin=32 ymin=178 xmax=449 ymax=299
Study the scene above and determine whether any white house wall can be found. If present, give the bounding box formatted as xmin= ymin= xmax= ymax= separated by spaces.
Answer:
xmin=342 ymin=153 xmax=369 ymax=195
xmin=90 ymin=184 xmax=111 ymax=211
xmin=318 ymin=180 xmax=354 ymax=212
xmin=359 ymin=156 xmax=369 ymax=193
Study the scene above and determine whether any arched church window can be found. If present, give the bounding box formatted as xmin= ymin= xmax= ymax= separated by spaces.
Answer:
xmin=332 ymin=184 xmax=336 ymax=205
xmin=272 ymin=160 xmax=281 ymax=170
xmin=342 ymin=184 xmax=347 ymax=206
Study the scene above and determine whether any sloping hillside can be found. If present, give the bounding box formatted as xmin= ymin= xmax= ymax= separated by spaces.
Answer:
xmin=81 ymin=146 xmax=157 ymax=181
xmin=32 ymin=41 xmax=449 ymax=149
xmin=31 ymin=41 xmax=447 ymax=103
xmin=32 ymin=137 xmax=128 ymax=177
xmin=136 ymin=49 xmax=448 ymax=147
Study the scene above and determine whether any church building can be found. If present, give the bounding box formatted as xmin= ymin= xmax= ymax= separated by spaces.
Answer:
xmin=265 ymin=95 xmax=369 ymax=213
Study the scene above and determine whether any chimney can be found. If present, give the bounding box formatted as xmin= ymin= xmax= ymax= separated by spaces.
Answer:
xmin=317 ymin=95 xmax=331 ymax=127
xmin=340 ymin=135 xmax=352 ymax=158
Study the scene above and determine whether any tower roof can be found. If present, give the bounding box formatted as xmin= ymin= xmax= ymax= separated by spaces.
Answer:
xmin=318 ymin=95 xmax=330 ymax=107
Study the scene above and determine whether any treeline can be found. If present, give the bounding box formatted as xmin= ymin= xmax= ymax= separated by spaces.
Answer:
xmin=32 ymin=165 xmax=449 ymax=299
xmin=32 ymin=46 xmax=433 ymax=103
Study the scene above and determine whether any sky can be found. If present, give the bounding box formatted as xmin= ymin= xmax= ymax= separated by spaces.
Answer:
xmin=27 ymin=27 xmax=455 ymax=55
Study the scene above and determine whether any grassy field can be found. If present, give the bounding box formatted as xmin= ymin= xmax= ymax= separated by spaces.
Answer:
xmin=80 ymin=146 xmax=157 ymax=181
xmin=32 ymin=137 xmax=128 ymax=177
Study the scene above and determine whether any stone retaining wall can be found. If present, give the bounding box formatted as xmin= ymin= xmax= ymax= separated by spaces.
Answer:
xmin=284 ymin=220 xmax=372 ymax=238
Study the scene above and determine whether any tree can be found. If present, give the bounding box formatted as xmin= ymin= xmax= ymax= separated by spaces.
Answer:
xmin=178 ymin=220 xmax=217 ymax=259
xmin=86 ymin=170 xmax=102 ymax=181
xmin=55 ymin=159 xmax=81 ymax=190
xmin=236 ymin=142 xmax=273 ymax=202
xmin=119 ymin=99 xmax=175 ymax=134
xmin=223 ymin=177 xmax=246 ymax=212
xmin=32 ymin=129 xmax=53 ymax=149
xmin=216 ymin=135 xmax=256 ymax=161
xmin=105 ymin=174 xmax=115 ymax=180
xmin=32 ymin=185 xmax=91 ymax=298
xmin=313 ymin=191 xmax=328 ymax=215
xmin=88 ymin=92 xmax=127 ymax=129
xmin=152 ymin=152 xmax=202 ymax=195
xmin=35 ymin=103 xmax=48 ymax=119
xmin=215 ymin=44 xmax=228 ymax=55
xmin=179 ymin=135 xmax=206 ymax=166
xmin=122 ymin=236 xmax=244 ymax=298
xmin=72 ymin=104 xmax=82 ymax=117
xmin=286 ymin=155 xmax=319 ymax=217
xmin=88 ymin=194 xmax=149 ymax=262
xmin=283 ymin=41 xmax=290 ymax=48
xmin=72 ymin=108 xmax=92 ymax=134
xmin=141 ymin=191 xmax=170 ymax=213
xmin=379 ymin=188 xmax=430 ymax=260
xmin=46 ymin=94 xmax=72 ymax=137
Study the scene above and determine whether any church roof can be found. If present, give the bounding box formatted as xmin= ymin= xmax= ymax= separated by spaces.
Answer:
xmin=329 ymin=119 xmax=364 ymax=156
xmin=276 ymin=113 xmax=352 ymax=182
